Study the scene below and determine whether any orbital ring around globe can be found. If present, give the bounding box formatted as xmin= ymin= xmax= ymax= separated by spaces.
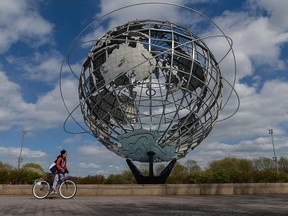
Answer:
xmin=60 ymin=2 xmax=240 ymax=163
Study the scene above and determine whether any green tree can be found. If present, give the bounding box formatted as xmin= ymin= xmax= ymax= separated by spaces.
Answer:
xmin=185 ymin=159 xmax=202 ymax=173
xmin=20 ymin=163 xmax=45 ymax=184
xmin=76 ymin=175 xmax=105 ymax=184
xmin=171 ymin=162 xmax=187 ymax=175
xmin=155 ymin=164 xmax=166 ymax=176
xmin=212 ymin=169 xmax=238 ymax=183
xmin=207 ymin=157 xmax=254 ymax=183
xmin=22 ymin=163 xmax=45 ymax=175
xmin=0 ymin=162 xmax=13 ymax=184
xmin=251 ymin=170 xmax=279 ymax=183
xmin=121 ymin=170 xmax=136 ymax=184
xmin=253 ymin=157 xmax=274 ymax=171
xmin=105 ymin=174 xmax=119 ymax=184
xmin=106 ymin=170 xmax=136 ymax=184
xmin=184 ymin=172 xmax=206 ymax=184
xmin=139 ymin=163 xmax=149 ymax=176
xmin=208 ymin=157 xmax=253 ymax=172
xmin=278 ymin=157 xmax=288 ymax=173
xmin=166 ymin=162 xmax=188 ymax=183
xmin=0 ymin=162 xmax=13 ymax=170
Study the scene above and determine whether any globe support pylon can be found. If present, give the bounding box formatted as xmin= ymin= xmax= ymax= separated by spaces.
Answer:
xmin=126 ymin=152 xmax=177 ymax=184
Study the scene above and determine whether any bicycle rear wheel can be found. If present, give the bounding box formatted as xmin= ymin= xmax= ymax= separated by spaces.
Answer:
xmin=32 ymin=180 xmax=50 ymax=199
xmin=59 ymin=180 xmax=77 ymax=199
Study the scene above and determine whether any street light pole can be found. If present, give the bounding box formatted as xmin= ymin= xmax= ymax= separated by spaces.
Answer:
xmin=17 ymin=130 xmax=29 ymax=169
xmin=268 ymin=129 xmax=278 ymax=174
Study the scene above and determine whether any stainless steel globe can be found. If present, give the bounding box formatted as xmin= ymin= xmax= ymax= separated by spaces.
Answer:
xmin=78 ymin=19 xmax=223 ymax=163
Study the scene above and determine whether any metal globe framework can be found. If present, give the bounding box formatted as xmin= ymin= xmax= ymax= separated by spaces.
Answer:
xmin=60 ymin=3 xmax=239 ymax=183
xmin=79 ymin=19 xmax=223 ymax=163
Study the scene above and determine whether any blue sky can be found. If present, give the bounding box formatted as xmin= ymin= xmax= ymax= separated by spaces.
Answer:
xmin=0 ymin=0 xmax=288 ymax=177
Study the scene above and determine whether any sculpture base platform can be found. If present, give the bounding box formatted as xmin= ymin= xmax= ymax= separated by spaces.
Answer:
xmin=126 ymin=158 xmax=177 ymax=184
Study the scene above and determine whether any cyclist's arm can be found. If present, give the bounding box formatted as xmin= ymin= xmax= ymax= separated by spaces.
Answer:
xmin=56 ymin=158 xmax=65 ymax=173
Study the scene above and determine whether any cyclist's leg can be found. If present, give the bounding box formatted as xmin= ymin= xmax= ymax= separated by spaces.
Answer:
xmin=58 ymin=173 xmax=65 ymax=183
xmin=51 ymin=174 xmax=59 ymax=190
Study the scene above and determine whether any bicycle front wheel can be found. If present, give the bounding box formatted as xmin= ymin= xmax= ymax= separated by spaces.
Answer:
xmin=59 ymin=180 xmax=77 ymax=199
xmin=32 ymin=180 xmax=50 ymax=199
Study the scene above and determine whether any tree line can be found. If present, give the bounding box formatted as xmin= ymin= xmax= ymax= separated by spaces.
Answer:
xmin=1 ymin=156 xmax=288 ymax=184
xmin=0 ymin=163 xmax=45 ymax=184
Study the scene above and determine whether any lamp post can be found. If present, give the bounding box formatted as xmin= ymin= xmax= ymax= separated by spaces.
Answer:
xmin=268 ymin=129 xmax=278 ymax=174
xmin=17 ymin=130 xmax=29 ymax=169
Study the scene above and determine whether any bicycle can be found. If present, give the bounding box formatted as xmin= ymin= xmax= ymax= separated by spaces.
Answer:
xmin=32 ymin=173 xmax=77 ymax=199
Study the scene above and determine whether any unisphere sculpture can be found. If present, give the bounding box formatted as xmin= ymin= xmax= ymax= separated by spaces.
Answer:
xmin=79 ymin=19 xmax=222 ymax=162
xmin=61 ymin=3 xmax=239 ymax=184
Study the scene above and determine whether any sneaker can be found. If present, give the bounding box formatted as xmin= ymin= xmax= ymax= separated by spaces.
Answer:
xmin=50 ymin=188 xmax=57 ymax=194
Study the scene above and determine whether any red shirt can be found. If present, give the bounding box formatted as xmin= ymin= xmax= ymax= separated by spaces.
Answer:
xmin=56 ymin=156 xmax=67 ymax=173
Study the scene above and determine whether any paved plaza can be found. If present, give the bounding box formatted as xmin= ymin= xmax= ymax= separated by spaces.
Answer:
xmin=0 ymin=194 xmax=288 ymax=216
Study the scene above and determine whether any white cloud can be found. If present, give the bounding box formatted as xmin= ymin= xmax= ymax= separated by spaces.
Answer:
xmin=78 ymin=144 xmax=124 ymax=164
xmin=0 ymin=0 xmax=53 ymax=52
xmin=249 ymin=0 xmax=288 ymax=31
xmin=5 ymin=50 xmax=82 ymax=83
xmin=24 ymin=78 xmax=80 ymax=130
xmin=63 ymin=134 xmax=83 ymax=145
xmin=184 ymin=78 xmax=288 ymax=169
xmin=83 ymin=0 xmax=209 ymax=43
xmin=0 ymin=70 xmax=79 ymax=131
xmin=78 ymin=162 xmax=101 ymax=169
xmin=22 ymin=52 xmax=64 ymax=82
xmin=204 ymin=1 xmax=288 ymax=83
xmin=215 ymin=80 xmax=288 ymax=139
xmin=0 ymin=71 xmax=34 ymax=130
xmin=98 ymin=0 xmax=187 ymax=20
xmin=76 ymin=144 xmax=127 ymax=176
xmin=78 ymin=145 xmax=112 ymax=158
xmin=0 ymin=146 xmax=45 ymax=158
xmin=186 ymin=131 xmax=288 ymax=169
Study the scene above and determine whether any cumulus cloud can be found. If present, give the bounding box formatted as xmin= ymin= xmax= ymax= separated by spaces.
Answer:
xmin=0 ymin=146 xmax=45 ymax=158
xmin=78 ymin=145 xmax=113 ymax=158
xmin=76 ymin=144 xmax=126 ymax=176
xmin=184 ymin=79 xmax=288 ymax=169
xmin=63 ymin=134 xmax=83 ymax=145
xmin=206 ymin=14 xmax=285 ymax=83
xmin=78 ymin=162 xmax=101 ymax=169
xmin=78 ymin=144 xmax=123 ymax=164
xmin=6 ymin=51 xmax=63 ymax=82
xmin=82 ymin=0 xmax=212 ymax=42
xmin=25 ymin=78 xmax=80 ymax=130
xmin=98 ymin=0 xmax=187 ymax=20
xmin=5 ymin=50 xmax=82 ymax=84
xmin=249 ymin=0 xmax=288 ymax=31
xmin=0 ymin=0 xmax=53 ymax=52
xmin=211 ymin=79 xmax=288 ymax=144
xmin=0 ymin=71 xmax=34 ymax=130
xmin=0 ymin=70 xmax=79 ymax=131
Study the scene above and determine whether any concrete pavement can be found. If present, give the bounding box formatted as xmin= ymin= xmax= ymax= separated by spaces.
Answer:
xmin=1 ymin=194 xmax=288 ymax=216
